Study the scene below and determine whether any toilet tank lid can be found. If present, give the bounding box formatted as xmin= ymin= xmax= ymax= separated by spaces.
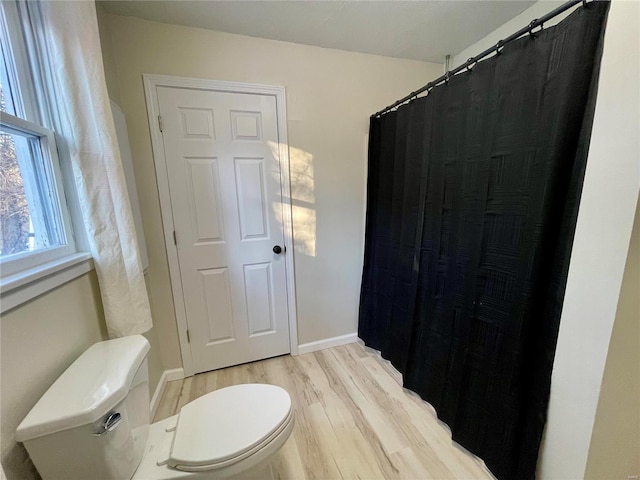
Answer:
xmin=15 ymin=335 xmax=150 ymax=442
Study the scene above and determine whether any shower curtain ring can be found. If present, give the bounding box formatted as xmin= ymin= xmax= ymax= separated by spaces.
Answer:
xmin=496 ymin=40 xmax=504 ymax=55
xmin=466 ymin=58 xmax=475 ymax=71
xmin=529 ymin=19 xmax=544 ymax=37
xmin=444 ymin=71 xmax=451 ymax=84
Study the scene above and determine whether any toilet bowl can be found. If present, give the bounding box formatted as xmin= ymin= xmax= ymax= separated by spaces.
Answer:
xmin=133 ymin=384 xmax=295 ymax=479
xmin=15 ymin=336 xmax=294 ymax=480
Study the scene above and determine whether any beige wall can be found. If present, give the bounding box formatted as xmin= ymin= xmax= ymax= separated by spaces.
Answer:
xmin=96 ymin=4 xmax=122 ymax=106
xmin=585 ymin=198 xmax=640 ymax=479
xmin=101 ymin=12 xmax=443 ymax=368
xmin=1 ymin=272 xmax=107 ymax=480
xmin=141 ymin=285 xmax=164 ymax=404
xmin=453 ymin=1 xmax=640 ymax=477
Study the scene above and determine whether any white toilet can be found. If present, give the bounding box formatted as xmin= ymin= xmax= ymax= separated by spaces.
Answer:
xmin=15 ymin=335 xmax=295 ymax=480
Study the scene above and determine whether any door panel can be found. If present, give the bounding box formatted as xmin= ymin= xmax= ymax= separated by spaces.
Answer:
xmin=200 ymin=267 xmax=235 ymax=343
xmin=157 ymin=86 xmax=290 ymax=373
xmin=186 ymin=157 xmax=224 ymax=243
xmin=235 ymin=157 xmax=269 ymax=240
xmin=244 ymin=262 xmax=275 ymax=336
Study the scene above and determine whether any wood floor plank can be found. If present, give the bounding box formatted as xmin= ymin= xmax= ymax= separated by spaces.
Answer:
xmin=391 ymin=447 xmax=441 ymax=480
xmin=153 ymin=378 xmax=182 ymax=422
xmin=329 ymin=346 xmax=458 ymax=479
xmin=357 ymin=354 xmax=490 ymax=479
xmin=271 ymin=429 xmax=308 ymax=480
xmin=307 ymin=402 xmax=352 ymax=479
xmin=264 ymin=356 xmax=335 ymax=480
xmin=314 ymin=350 xmax=403 ymax=478
xmin=175 ymin=376 xmax=194 ymax=411
xmin=319 ymin=348 xmax=409 ymax=455
xmin=286 ymin=353 xmax=324 ymax=406
xmin=321 ymin=395 xmax=386 ymax=479
xmin=153 ymin=343 xmax=495 ymax=479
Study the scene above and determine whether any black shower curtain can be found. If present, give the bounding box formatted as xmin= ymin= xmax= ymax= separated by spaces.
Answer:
xmin=358 ymin=3 xmax=609 ymax=479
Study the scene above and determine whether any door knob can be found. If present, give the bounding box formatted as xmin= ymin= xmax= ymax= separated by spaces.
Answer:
xmin=273 ymin=245 xmax=283 ymax=254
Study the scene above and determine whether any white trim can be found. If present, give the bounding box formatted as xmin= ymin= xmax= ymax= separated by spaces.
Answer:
xmin=142 ymin=74 xmax=299 ymax=376
xmin=274 ymin=83 xmax=299 ymax=356
xmin=297 ymin=333 xmax=359 ymax=355
xmin=143 ymin=75 xmax=194 ymax=376
xmin=164 ymin=367 xmax=185 ymax=382
xmin=0 ymin=252 xmax=93 ymax=313
xmin=0 ymin=1 xmax=40 ymax=122
xmin=0 ymin=103 xmax=78 ymax=277
xmin=150 ymin=367 xmax=185 ymax=421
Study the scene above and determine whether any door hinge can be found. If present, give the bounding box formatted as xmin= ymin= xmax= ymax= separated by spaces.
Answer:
xmin=158 ymin=115 xmax=163 ymax=132
xmin=186 ymin=329 xmax=190 ymax=343
xmin=173 ymin=230 xmax=177 ymax=245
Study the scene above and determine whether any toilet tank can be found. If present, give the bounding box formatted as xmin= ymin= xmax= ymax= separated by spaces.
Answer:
xmin=16 ymin=335 xmax=151 ymax=480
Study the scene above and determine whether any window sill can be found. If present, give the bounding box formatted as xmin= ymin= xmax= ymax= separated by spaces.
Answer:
xmin=1 ymin=252 xmax=94 ymax=313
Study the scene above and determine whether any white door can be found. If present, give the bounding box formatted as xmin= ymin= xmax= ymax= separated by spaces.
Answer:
xmin=157 ymin=86 xmax=290 ymax=374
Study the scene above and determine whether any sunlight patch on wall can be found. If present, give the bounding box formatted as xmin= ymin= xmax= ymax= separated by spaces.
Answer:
xmin=268 ymin=141 xmax=316 ymax=257
xmin=292 ymin=205 xmax=316 ymax=257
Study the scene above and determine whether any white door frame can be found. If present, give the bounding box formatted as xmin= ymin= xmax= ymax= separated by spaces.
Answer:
xmin=143 ymin=74 xmax=299 ymax=377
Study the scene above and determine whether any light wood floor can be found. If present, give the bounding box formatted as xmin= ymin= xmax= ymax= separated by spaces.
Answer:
xmin=154 ymin=343 xmax=495 ymax=480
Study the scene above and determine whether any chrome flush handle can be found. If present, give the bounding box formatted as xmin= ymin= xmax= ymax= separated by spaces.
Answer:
xmin=92 ymin=411 xmax=122 ymax=436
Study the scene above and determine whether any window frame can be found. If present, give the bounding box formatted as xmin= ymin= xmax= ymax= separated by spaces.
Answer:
xmin=1 ymin=1 xmax=40 ymax=122
xmin=0 ymin=112 xmax=77 ymax=275
xmin=0 ymin=0 xmax=92 ymax=310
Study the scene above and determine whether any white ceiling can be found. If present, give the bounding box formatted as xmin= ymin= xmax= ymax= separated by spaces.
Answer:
xmin=99 ymin=1 xmax=537 ymax=64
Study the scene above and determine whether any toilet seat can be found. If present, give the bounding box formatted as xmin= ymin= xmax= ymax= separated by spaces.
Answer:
xmin=167 ymin=384 xmax=292 ymax=472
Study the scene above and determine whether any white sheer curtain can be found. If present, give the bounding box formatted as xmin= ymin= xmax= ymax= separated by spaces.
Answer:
xmin=26 ymin=0 xmax=152 ymax=337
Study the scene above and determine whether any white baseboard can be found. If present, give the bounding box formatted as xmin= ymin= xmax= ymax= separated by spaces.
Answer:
xmin=297 ymin=333 xmax=359 ymax=355
xmin=164 ymin=367 xmax=185 ymax=382
xmin=150 ymin=368 xmax=185 ymax=420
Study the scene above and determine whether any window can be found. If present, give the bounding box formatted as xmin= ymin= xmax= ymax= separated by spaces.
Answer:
xmin=0 ymin=112 xmax=75 ymax=275
xmin=0 ymin=2 xmax=83 ymax=290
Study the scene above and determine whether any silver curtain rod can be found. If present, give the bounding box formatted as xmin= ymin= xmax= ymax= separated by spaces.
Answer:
xmin=372 ymin=0 xmax=587 ymax=118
